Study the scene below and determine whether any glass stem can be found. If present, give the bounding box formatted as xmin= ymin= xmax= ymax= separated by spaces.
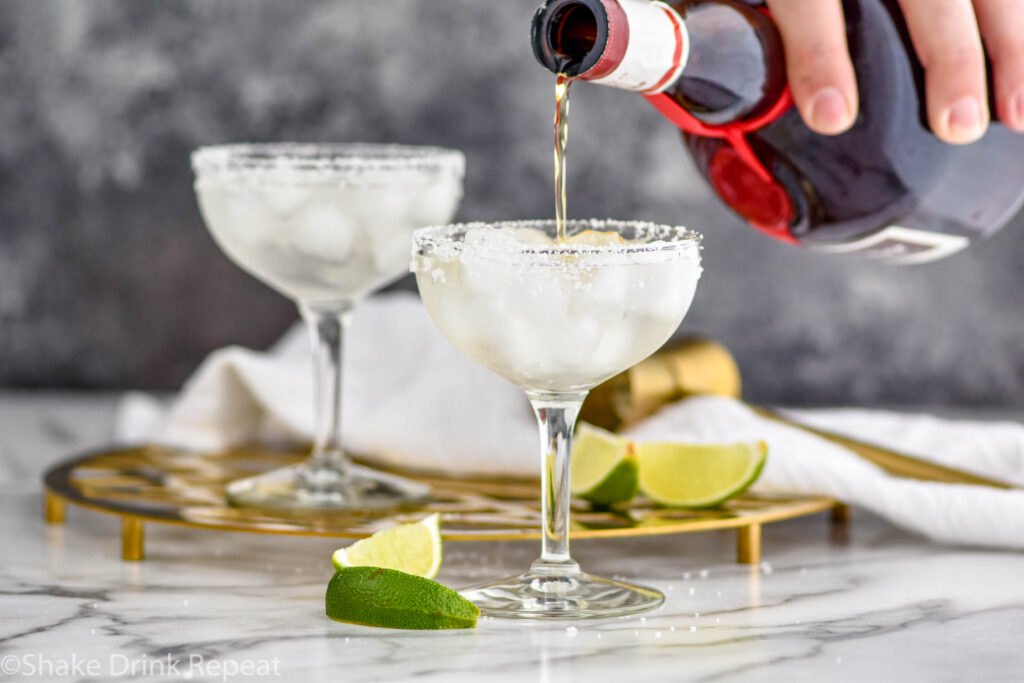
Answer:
xmin=300 ymin=302 xmax=354 ymax=473
xmin=527 ymin=390 xmax=587 ymax=575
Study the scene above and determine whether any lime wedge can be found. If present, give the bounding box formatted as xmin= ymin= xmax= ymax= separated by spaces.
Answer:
xmin=332 ymin=513 xmax=442 ymax=579
xmin=570 ymin=423 xmax=639 ymax=505
xmin=326 ymin=567 xmax=479 ymax=630
xmin=636 ymin=440 xmax=767 ymax=507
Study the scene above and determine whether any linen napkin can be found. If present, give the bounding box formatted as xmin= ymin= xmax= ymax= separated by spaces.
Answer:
xmin=117 ymin=291 xmax=1024 ymax=549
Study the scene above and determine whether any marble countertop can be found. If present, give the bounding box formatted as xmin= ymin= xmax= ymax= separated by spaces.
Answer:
xmin=2 ymin=392 xmax=1023 ymax=682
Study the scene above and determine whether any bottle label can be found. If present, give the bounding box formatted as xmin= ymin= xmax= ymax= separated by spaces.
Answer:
xmin=806 ymin=225 xmax=970 ymax=264
xmin=586 ymin=0 xmax=689 ymax=93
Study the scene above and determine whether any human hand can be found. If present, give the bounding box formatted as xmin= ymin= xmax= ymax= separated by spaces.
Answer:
xmin=765 ymin=0 xmax=1024 ymax=143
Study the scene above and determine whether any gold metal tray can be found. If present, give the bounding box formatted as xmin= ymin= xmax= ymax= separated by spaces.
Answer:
xmin=43 ymin=445 xmax=844 ymax=564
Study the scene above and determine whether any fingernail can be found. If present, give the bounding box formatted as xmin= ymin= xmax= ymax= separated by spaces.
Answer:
xmin=1013 ymin=88 xmax=1024 ymax=128
xmin=807 ymin=87 xmax=850 ymax=133
xmin=946 ymin=96 xmax=983 ymax=139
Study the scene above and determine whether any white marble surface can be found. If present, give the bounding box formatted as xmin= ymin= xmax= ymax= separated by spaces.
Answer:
xmin=2 ymin=392 xmax=1024 ymax=682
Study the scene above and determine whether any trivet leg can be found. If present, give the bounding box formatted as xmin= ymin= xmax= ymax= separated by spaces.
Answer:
xmin=831 ymin=503 xmax=850 ymax=525
xmin=737 ymin=523 xmax=761 ymax=564
xmin=44 ymin=492 xmax=66 ymax=524
xmin=122 ymin=517 xmax=144 ymax=561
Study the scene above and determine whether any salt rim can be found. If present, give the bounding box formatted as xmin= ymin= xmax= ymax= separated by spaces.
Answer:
xmin=191 ymin=143 xmax=466 ymax=187
xmin=412 ymin=219 xmax=702 ymax=267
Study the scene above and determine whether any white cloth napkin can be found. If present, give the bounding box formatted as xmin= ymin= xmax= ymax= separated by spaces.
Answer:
xmin=118 ymin=292 xmax=539 ymax=476
xmin=117 ymin=291 xmax=1024 ymax=550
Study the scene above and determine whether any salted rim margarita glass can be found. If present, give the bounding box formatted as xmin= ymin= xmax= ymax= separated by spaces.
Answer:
xmin=192 ymin=143 xmax=464 ymax=510
xmin=412 ymin=219 xmax=702 ymax=618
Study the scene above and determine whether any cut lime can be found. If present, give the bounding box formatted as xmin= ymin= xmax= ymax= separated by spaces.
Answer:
xmin=326 ymin=567 xmax=479 ymax=630
xmin=636 ymin=440 xmax=767 ymax=508
xmin=332 ymin=513 xmax=442 ymax=579
xmin=570 ymin=422 xmax=639 ymax=505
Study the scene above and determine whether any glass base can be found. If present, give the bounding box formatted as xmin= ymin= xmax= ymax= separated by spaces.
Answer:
xmin=225 ymin=461 xmax=430 ymax=511
xmin=461 ymin=563 xmax=664 ymax=620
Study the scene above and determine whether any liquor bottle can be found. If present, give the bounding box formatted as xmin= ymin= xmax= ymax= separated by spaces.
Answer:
xmin=531 ymin=0 xmax=1024 ymax=263
xmin=580 ymin=338 xmax=741 ymax=431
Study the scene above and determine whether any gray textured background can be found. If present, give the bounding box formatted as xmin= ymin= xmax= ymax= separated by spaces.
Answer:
xmin=1 ymin=0 xmax=1022 ymax=406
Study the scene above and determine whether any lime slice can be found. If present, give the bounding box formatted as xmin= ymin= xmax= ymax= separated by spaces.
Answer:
xmin=636 ymin=440 xmax=767 ymax=508
xmin=332 ymin=513 xmax=442 ymax=579
xmin=326 ymin=567 xmax=479 ymax=630
xmin=566 ymin=229 xmax=626 ymax=246
xmin=570 ymin=423 xmax=639 ymax=505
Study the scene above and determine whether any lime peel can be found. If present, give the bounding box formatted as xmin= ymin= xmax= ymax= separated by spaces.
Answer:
xmin=326 ymin=567 xmax=479 ymax=630
xmin=570 ymin=423 xmax=639 ymax=505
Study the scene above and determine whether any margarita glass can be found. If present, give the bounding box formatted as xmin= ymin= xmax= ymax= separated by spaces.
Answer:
xmin=192 ymin=143 xmax=464 ymax=510
xmin=412 ymin=219 xmax=702 ymax=618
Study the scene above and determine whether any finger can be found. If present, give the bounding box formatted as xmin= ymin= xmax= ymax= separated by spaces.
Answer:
xmin=973 ymin=0 xmax=1024 ymax=131
xmin=766 ymin=0 xmax=858 ymax=135
xmin=898 ymin=0 xmax=989 ymax=143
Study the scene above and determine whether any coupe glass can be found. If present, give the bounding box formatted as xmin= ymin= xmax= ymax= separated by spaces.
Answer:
xmin=192 ymin=143 xmax=465 ymax=510
xmin=412 ymin=219 xmax=702 ymax=618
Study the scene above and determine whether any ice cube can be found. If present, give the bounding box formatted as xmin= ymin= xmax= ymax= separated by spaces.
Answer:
xmin=427 ymin=287 xmax=510 ymax=375
xmin=504 ymin=317 xmax=562 ymax=383
xmin=571 ymin=263 xmax=632 ymax=323
xmin=511 ymin=226 xmax=556 ymax=246
xmin=409 ymin=176 xmax=462 ymax=227
xmin=586 ymin=323 xmax=643 ymax=379
xmin=458 ymin=228 xmax=523 ymax=300
xmin=634 ymin=260 xmax=699 ymax=322
xmin=197 ymin=186 xmax=282 ymax=267
xmin=557 ymin=314 xmax=604 ymax=367
xmin=288 ymin=202 xmax=358 ymax=262
xmin=347 ymin=186 xmax=414 ymax=235
xmin=502 ymin=305 xmax=605 ymax=388
xmin=503 ymin=265 xmax=572 ymax=328
xmin=370 ymin=231 xmax=415 ymax=276
xmin=260 ymin=185 xmax=312 ymax=217
xmin=345 ymin=187 xmax=419 ymax=275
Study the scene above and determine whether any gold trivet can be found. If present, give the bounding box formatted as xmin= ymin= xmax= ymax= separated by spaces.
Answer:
xmin=43 ymin=444 xmax=843 ymax=563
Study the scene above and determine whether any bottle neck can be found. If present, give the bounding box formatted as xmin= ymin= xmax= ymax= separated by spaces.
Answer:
xmin=532 ymin=0 xmax=786 ymax=124
xmin=532 ymin=0 xmax=689 ymax=93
